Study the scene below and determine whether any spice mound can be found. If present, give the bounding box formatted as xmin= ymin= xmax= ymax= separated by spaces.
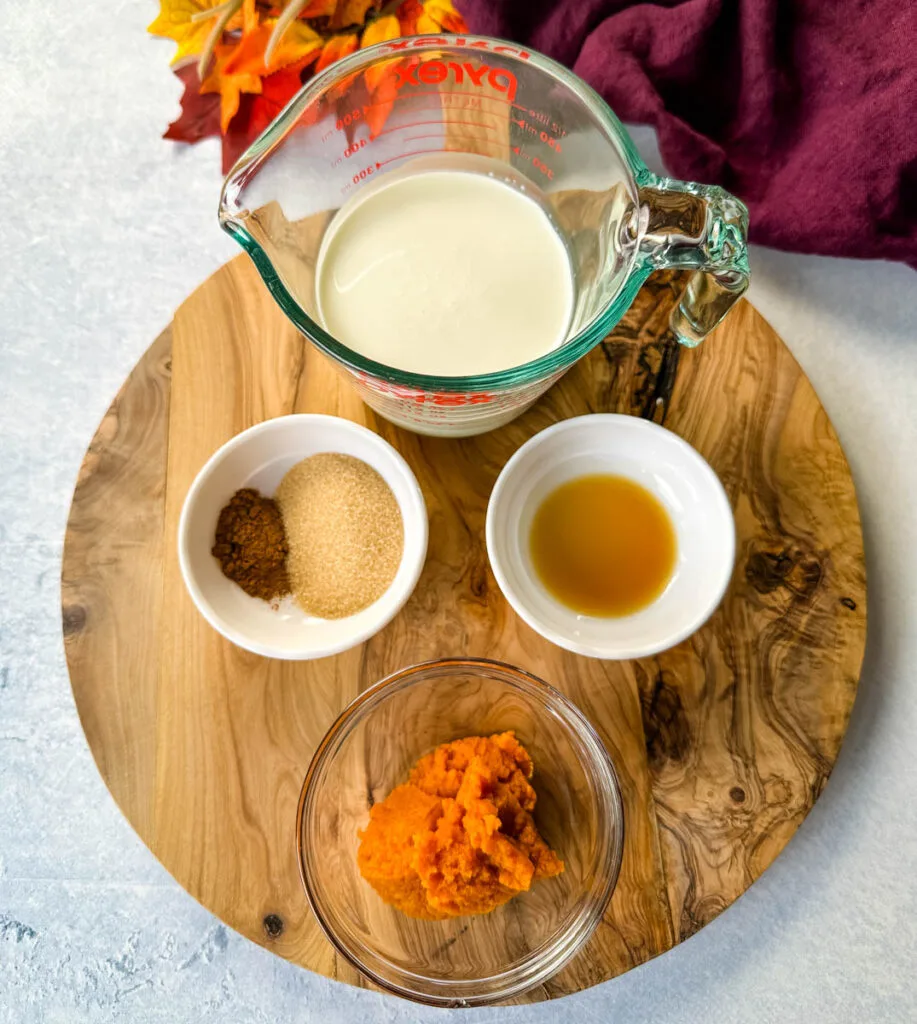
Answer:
xmin=211 ymin=488 xmax=290 ymax=602
xmin=357 ymin=732 xmax=564 ymax=920
xmin=277 ymin=452 xmax=403 ymax=619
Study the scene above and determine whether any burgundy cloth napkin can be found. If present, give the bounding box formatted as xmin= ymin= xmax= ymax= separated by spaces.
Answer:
xmin=462 ymin=0 xmax=917 ymax=269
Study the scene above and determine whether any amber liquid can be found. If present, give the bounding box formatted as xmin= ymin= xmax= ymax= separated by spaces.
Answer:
xmin=529 ymin=474 xmax=677 ymax=617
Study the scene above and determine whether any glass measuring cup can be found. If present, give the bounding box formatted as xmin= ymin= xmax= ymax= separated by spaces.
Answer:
xmin=219 ymin=35 xmax=749 ymax=437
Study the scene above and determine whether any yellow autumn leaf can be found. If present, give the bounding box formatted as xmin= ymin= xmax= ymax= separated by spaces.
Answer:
xmin=241 ymin=0 xmax=259 ymax=34
xmin=266 ymin=20 xmax=323 ymax=69
xmin=148 ymin=0 xmax=224 ymax=66
xmin=224 ymin=0 xmax=256 ymax=35
xmin=361 ymin=14 xmax=401 ymax=49
xmin=423 ymin=0 xmax=467 ymax=32
xmin=415 ymin=11 xmax=439 ymax=33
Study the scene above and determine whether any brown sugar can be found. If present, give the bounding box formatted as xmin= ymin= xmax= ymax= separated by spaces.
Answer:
xmin=357 ymin=732 xmax=564 ymax=920
xmin=211 ymin=488 xmax=290 ymax=602
xmin=276 ymin=453 xmax=403 ymax=619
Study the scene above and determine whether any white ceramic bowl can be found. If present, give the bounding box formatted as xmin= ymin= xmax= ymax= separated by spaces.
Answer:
xmin=486 ymin=414 xmax=735 ymax=660
xmin=178 ymin=414 xmax=428 ymax=660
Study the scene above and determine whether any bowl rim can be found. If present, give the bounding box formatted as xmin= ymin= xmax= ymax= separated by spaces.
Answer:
xmin=295 ymin=657 xmax=626 ymax=1007
xmin=177 ymin=413 xmax=429 ymax=660
xmin=485 ymin=413 xmax=736 ymax=660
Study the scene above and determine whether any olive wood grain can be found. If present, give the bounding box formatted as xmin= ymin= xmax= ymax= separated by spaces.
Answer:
xmin=61 ymin=256 xmax=866 ymax=1002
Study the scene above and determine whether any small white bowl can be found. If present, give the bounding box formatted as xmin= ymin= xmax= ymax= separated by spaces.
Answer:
xmin=178 ymin=414 xmax=428 ymax=660
xmin=486 ymin=414 xmax=735 ymax=660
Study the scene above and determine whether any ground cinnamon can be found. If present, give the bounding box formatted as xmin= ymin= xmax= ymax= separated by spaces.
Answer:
xmin=212 ymin=488 xmax=290 ymax=602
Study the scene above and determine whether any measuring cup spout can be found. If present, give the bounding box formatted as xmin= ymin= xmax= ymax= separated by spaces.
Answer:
xmin=637 ymin=178 xmax=750 ymax=346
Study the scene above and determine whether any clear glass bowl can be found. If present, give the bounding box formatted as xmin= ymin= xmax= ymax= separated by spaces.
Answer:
xmin=296 ymin=658 xmax=624 ymax=1006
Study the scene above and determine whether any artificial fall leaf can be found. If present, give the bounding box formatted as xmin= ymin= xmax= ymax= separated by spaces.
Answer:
xmin=148 ymin=0 xmax=225 ymax=65
xmin=362 ymin=16 xmax=402 ymax=94
xmin=163 ymin=63 xmax=222 ymax=143
xmin=222 ymin=65 xmax=310 ymax=171
xmin=226 ymin=19 xmax=322 ymax=74
xmin=201 ymin=46 xmax=264 ymax=132
xmin=394 ymin=0 xmax=423 ymax=35
xmin=241 ymin=0 xmax=259 ymax=34
xmin=224 ymin=0 xmax=253 ymax=34
xmin=361 ymin=13 xmax=400 ymax=49
xmin=197 ymin=0 xmax=245 ymax=77
xmin=314 ymin=33 xmax=359 ymax=74
xmin=422 ymin=0 xmax=467 ymax=32
xmin=364 ymin=63 xmax=400 ymax=137
xmin=154 ymin=0 xmax=471 ymax=166
xmin=415 ymin=11 xmax=439 ymax=33
xmin=332 ymin=0 xmax=379 ymax=31
xmin=300 ymin=0 xmax=338 ymax=16
xmin=202 ymin=18 xmax=321 ymax=132
xmin=267 ymin=19 xmax=324 ymax=67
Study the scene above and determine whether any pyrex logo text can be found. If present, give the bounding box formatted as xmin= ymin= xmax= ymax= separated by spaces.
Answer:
xmin=394 ymin=60 xmax=518 ymax=103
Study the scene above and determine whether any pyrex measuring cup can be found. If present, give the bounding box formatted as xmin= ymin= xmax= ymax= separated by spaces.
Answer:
xmin=219 ymin=35 xmax=749 ymax=437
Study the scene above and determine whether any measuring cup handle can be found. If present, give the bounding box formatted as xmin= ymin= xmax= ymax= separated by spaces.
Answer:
xmin=638 ymin=178 xmax=750 ymax=347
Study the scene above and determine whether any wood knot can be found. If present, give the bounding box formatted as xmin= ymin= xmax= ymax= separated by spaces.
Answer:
xmin=641 ymin=672 xmax=691 ymax=767
xmin=262 ymin=914 xmax=284 ymax=940
xmin=745 ymin=547 xmax=822 ymax=601
xmin=468 ymin=563 xmax=488 ymax=601
xmin=729 ymin=786 xmax=746 ymax=803
xmin=681 ymin=893 xmax=729 ymax=937
xmin=62 ymin=605 xmax=87 ymax=636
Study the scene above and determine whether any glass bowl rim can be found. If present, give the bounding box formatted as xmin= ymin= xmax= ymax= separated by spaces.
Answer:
xmin=219 ymin=34 xmax=657 ymax=394
xmin=295 ymin=656 xmax=626 ymax=1007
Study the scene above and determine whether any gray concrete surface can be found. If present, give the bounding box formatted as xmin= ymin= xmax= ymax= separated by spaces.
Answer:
xmin=1 ymin=2 xmax=916 ymax=1021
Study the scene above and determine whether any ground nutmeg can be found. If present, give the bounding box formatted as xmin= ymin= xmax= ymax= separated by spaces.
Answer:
xmin=212 ymin=487 xmax=291 ymax=602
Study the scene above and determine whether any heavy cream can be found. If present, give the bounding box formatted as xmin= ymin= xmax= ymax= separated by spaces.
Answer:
xmin=315 ymin=169 xmax=574 ymax=377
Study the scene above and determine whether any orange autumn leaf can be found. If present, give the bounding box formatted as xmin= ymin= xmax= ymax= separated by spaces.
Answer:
xmin=361 ymin=15 xmax=401 ymax=91
xmin=154 ymin=0 xmax=471 ymax=160
xmin=314 ymin=32 xmax=359 ymax=74
xmin=204 ymin=19 xmax=322 ymax=131
xmin=201 ymin=52 xmax=263 ymax=133
xmin=223 ymin=64 xmax=311 ymax=170
xmin=300 ymin=0 xmax=339 ymax=15
xmin=364 ymin=63 xmax=400 ymax=137
xmin=225 ymin=19 xmax=322 ymax=73
xmin=225 ymin=0 xmax=258 ymax=33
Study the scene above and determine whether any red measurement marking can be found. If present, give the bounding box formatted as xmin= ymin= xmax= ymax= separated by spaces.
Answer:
xmin=380 ymin=38 xmax=530 ymax=60
xmin=531 ymin=155 xmax=554 ymax=179
xmin=374 ymin=119 xmax=497 ymax=138
xmin=356 ymin=91 xmax=554 ymax=123
xmin=387 ymin=89 xmax=516 ymax=106
xmin=374 ymin=149 xmax=450 ymax=170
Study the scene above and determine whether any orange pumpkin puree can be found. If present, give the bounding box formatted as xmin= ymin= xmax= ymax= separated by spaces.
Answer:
xmin=357 ymin=732 xmax=564 ymax=919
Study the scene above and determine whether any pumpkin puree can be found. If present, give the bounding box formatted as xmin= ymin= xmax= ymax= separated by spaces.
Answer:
xmin=357 ymin=732 xmax=564 ymax=919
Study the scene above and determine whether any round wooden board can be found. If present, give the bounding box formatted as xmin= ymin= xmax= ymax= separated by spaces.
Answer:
xmin=62 ymin=256 xmax=866 ymax=1004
